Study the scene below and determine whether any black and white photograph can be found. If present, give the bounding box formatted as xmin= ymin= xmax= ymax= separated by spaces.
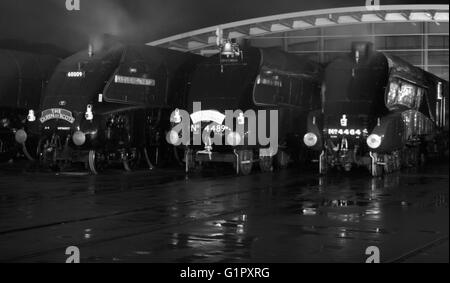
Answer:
xmin=0 ymin=0 xmax=448 ymax=270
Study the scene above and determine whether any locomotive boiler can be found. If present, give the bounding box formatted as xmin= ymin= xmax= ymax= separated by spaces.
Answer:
xmin=303 ymin=42 xmax=449 ymax=176
xmin=169 ymin=45 xmax=322 ymax=175
xmin=0 ymin=49 xmax=59 ymax=162
xmin=16 ymin=42 xmax=201 ymax=173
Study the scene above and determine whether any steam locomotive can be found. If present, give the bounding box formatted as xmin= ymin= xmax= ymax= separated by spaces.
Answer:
xmin=0 ymin=49 xmax=59 ymax=162
xmin=303 ymin=42 xmax=449 ymax=176
xmin=16 ymin=42 xmax=201 ymax=173
xmin=168 ymin=43 xmax=322 ymax=175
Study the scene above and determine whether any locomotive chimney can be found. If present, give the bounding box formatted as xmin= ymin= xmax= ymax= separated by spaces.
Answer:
xmin=351 ymin=42 xmax=373 ymax=63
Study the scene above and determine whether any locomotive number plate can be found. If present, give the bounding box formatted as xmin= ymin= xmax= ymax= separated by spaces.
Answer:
xmin=204 ymin=124 xmax=231 ymax=134
xmin=40 ymin=108 xmax=75 ymax=124
xmin=327 ymin=128 xmax=369 ymax=136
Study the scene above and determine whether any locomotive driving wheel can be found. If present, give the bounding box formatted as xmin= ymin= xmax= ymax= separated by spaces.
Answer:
xmin=88 ymin=150 xmax=105 ymax=175
xmin=236 ymin=149 xmax=253 ymax=176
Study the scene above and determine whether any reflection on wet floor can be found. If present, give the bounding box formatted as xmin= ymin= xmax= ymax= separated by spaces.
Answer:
xmin=0 ymin=160 xmax=448 ymax=262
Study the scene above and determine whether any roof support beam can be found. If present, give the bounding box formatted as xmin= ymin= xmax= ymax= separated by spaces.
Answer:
xmin=255 ymin=22 xmax=272 ymax=32
xmin=230 ymin=26 xmax=250 ymax=36
xmin=349 ymin=12 xmax=363 ymax=22
xmin=327 ymin=14 xmax=340 ymax=24
xmin=168 ymin=41 xmax=188 ymax=50
xmin=375 ymin=11 xmax=387 ymax=20
xmin=399 ymin=11 xmax=412 ymax=20
xmin=301 ymin=17 xmax=317 ymax=26
xmin=191 ymin=36 xmax=209 ymax=44
xmin=278 ymin=19 xmax=294 ymax=29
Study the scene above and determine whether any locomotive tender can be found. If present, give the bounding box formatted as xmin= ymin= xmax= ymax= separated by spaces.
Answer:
xmin=303 ymin=42 xmax=449 ymax=176
xmin=169 ymin=45 xmax=323 ymax=175
xmin=16 ymin=42 xmax=201 ymax=174
xmin=0 ymin=49 xmax=59 ymax=161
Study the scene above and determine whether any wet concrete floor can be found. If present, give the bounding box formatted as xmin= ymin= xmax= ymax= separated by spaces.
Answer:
xmin=0 ymin=160 xmax=448 ymax=263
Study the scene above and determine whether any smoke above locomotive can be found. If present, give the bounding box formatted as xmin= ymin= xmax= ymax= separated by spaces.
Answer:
xmin=0 ymin=49 xmax=59 ymax=161
xmin=304 ymin=42 xmax=449 ymax=176
xmin=169 ymin=46 xmax=323 ymax=175
xmin=17 ymin=41 xmax=201 ymax=174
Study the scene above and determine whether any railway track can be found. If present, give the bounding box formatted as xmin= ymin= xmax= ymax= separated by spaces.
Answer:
xmin=387 ymin=235 xmax=449 ymax=263
xmin=0 ymin=170 xmax=327 ymax=262
xmin=0 ymin=164 xmax=447 ymax=263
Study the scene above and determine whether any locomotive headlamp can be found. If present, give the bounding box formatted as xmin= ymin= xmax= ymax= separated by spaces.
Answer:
xmin=303 ymin=132 xmax=318 ymax=147
xmin=367 ymin=134 xmax=382 ymax=149
xmin=226 ymin=131 xmax=242 ymax=146
xmin=27 ymin=110 xmax=36 ymax=122
xmin=167 ymin=130 xmax=179 ymax=145
xmin=72 ymin=131 xmax=86 ymax=146
xmin=15 ymin=129 xmax=27 ymax=144
xmin=85 ymin=105 xmax=93 ymax=121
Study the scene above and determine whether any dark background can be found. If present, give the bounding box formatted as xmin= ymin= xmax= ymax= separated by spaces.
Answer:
xmin=0 ymin=0 xmax=448 ymax=54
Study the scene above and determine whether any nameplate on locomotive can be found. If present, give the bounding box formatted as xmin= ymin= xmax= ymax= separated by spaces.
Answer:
xmin=40 ymin=109 xmax=75 ymax=124
xmin=190 ymin=110 xmax=226 ymax=125
xmin=114 ymin=75 xmax=156 ymax=86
